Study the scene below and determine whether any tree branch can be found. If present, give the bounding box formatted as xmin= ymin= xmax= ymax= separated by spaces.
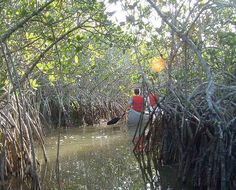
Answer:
xmin=0 ymin=0 xmax=55 ymax=43
xmin=147 ymin=0 xmax=217 ymax=115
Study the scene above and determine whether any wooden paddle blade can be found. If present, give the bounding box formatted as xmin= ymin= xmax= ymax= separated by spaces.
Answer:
xmin=107 ymin=117 xmax=120 ymax=125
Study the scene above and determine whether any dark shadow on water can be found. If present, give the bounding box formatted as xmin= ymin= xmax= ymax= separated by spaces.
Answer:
xmin=133 ymin=149 xmax=193 ymax=190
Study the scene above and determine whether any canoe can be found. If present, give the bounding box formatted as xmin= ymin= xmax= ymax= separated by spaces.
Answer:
xmin=127 ymin=109 xmax=149 ymax=129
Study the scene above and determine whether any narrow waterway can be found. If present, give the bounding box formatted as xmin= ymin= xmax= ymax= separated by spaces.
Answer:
xmin=37 ymin=125 xmax=145 ymax=189
xmin=6 ymin=124 xmax=179 ymax=189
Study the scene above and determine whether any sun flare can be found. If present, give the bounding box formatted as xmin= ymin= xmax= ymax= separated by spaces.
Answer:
xmin=150 ymin=57 xmax=166 ymax=73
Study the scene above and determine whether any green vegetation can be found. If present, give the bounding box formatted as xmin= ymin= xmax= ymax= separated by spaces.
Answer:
xmin=0 ymin=0 xmax=235 ymax=189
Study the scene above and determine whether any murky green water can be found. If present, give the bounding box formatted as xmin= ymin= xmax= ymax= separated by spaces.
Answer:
xmin=6 ymin=125 xmax=179 ymax=190
xmin=37 ymin=125 xmax=146 ymax=190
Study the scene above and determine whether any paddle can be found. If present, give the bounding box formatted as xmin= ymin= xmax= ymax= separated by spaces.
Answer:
xmin=107 ymin=112 xmax=126 ymax=125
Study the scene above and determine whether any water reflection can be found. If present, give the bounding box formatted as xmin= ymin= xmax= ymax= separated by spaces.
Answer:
xmin=3 ymin=125 xmax=180 ymax=190
xmin=133 ymin=152 xmax=179 ymax=190
xmin=37 ymin=126 xmax=145 ymax=189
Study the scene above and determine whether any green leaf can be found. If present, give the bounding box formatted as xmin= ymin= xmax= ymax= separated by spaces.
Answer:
xmin=29 ymin=79 xmax=40 ymax=90
xmin=74 ymin=55 xmax=79 ymax=64
xmin=49 ymin=75 xmax=55 ymax=83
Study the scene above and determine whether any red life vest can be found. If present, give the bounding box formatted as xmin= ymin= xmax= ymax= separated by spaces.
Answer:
xmin=132 ymin=95 xmax=144 ymax=112
xmin=149 ymin=94 xmax=159 ymax=107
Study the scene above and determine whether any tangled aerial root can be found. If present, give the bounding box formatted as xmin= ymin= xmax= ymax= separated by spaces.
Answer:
xmin=133 ymin=85 xmax=236 ymax=189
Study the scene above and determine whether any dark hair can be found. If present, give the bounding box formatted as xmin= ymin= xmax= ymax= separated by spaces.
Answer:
xmin=134 ymin=88 xmax=140 ymax=95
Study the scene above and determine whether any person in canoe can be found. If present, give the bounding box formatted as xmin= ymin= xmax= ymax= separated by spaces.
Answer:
xmin=107 ymin=88 xmax=147 ymax=126
xmin=147 ymin=90 xmax=159 ymax=113
xmin=128 ymin=88 xmax=145 ymax=112
xmin=107 ymin=88 xmax=144 ymax=126
xmin=127 ymin=88 xmax=148 ymax=153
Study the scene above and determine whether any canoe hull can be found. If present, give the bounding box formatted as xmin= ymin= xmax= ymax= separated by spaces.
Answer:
xmin=127 ymin=109 xmax=149 ymax=129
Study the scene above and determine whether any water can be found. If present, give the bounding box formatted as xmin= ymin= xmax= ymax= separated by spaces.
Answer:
xmin=5 ymin=125 xmax=179 ymax=189
xmin=37 ymin=125 xmax=145 ymax=190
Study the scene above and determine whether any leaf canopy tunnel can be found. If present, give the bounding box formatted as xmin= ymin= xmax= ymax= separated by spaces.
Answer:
xmin=0 ymin=0 xmax=140 ymax=121
xmin=0 ymin=0 xmax=235 ymax=189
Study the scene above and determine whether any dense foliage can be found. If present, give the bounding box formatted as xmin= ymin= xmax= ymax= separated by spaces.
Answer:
xmin=0 ymin=0 xmax=235 ymax=189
